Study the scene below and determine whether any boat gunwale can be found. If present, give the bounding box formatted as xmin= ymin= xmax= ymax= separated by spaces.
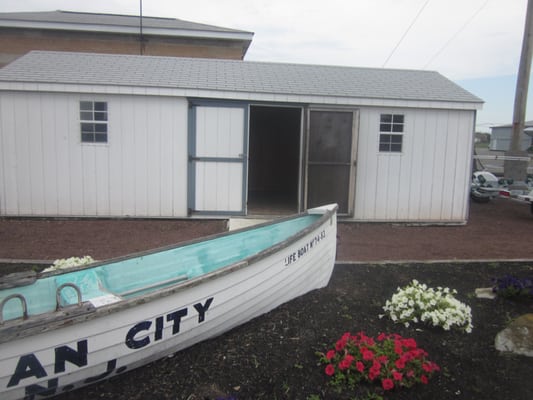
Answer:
xmin=0 ymin=205 xmax=337 ymax=343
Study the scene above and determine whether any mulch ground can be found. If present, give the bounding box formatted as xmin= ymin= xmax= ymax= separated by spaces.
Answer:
xmin=1 ymin=198 xmax=533 ymax=399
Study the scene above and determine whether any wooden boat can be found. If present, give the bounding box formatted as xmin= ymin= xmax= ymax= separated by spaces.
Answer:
xmin=0 ymin=204 xmax=337 ymax=400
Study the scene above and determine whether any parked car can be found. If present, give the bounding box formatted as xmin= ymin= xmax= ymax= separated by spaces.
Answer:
xmin=471 ymin=171 xmax=505 ymax=203
xmin=499 ymin=177 xmax=533 ymax=214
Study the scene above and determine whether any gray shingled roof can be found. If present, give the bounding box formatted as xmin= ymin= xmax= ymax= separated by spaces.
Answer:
xmin=0 ymin=10 xmax=252 ymax=35
xmin=0 ymin=51 xmax=482 ymax=104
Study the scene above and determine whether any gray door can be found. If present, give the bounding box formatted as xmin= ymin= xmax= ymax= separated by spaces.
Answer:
xmin=188 ymin=101 xmax=248 ymax=215
xmin=306 ymin=110 xmax=357 ymax=215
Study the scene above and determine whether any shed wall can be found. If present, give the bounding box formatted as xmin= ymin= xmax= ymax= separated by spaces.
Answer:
xmin=354 ymin=107 xmax=474 ymax=222
xmin=0 ymin=92 xmax=189 ymax=217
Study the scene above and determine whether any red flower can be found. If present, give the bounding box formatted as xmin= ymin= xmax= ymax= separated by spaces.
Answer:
xmin=395 ymin=358 xmax=406 ymax=370
xmin=382 ymin=378 xmax=394 ymax=390
xmin=368 ymin=369 xmax=379 ymax=381
xmin=325 ymin=364 xmax=335 ymax=376
xmin=420 ymin=375 xmax=429 ymax=384
xmin=356 ymin=361 xmax=365 ymax=372
xmin=326 ymin=350 xmax=336 ymax=360
xmin=335 ymin=338 xmax=347 ymax=351
xmin=392 ymin=370 xmax=403 ymax=381
xmin=339 ymin=355 xmax=354 ymax=370
xmin=422 ymin=362 xmax=433 ymax=372
xmin=362 ymin=349 xmax=374 ymax=360
xmin=378 ymin=355 xmax=389 ymax=364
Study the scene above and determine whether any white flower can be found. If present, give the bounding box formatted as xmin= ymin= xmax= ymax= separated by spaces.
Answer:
xmin=381 ymin=279 xmax=473 ymax=333
xmin=43 ymin=255 xmax=95 ymax=272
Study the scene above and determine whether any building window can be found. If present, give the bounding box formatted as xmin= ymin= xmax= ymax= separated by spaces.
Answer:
xmin=379 ymin=114 xmax=403 ymax=152
xmin=80 ymin=101 xmax=108 ymax=143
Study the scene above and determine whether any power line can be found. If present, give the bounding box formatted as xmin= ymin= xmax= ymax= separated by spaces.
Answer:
xmin=382 ymin=0 xmax=431 ymax=67
xmin=423 ymin=0 xmax=490 ymax=69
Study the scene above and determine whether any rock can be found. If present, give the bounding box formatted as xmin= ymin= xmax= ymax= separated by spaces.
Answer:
xmin=475 ymin=287 xmax=497 ymax=299
xmin=495 ymin=314 xmax=533 ymax=357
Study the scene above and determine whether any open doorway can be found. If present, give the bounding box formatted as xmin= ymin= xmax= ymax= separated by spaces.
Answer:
xmin=248 ymin=105 xmax=302 ymax=215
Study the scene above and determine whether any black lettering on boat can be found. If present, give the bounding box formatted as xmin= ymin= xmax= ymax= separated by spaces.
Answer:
xmin=54 ymin=340 xmax=88 ymax=373
xmin=84 ymin=359 xmax=117 ymax=383
xmin=166 ymin=308 xmax=188 ymax=334
xmin=193 ymin=297 xmax=213 ymax=323
xmin=285 ymin=230 xmax=327 ymax=267
xmin=125 ymin=298 xmax=214 ymax=349
xmin=22 ymin=377 xmax=58 ymax=399
xmin=155 ymin=316 xmax=164 ymax=341
xmin=7 ymin=354 xmax=47 ymax=387
xmin=125 ymin=320 xmax=152 ymax=349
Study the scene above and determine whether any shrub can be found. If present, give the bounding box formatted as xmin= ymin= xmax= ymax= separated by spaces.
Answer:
xmin=381 ymin=280 xmax=473 ymax=333
xmin=492 ymin=275 xmax=533 ymax=299
xmin=319 ymin=331 xmax=439 ymax=392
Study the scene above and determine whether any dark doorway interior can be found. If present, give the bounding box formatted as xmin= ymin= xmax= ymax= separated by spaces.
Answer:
xmin=248 ymin=106 xmax=301 ymax=215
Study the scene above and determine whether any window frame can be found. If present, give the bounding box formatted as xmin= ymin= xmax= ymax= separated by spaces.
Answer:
xmin=80 ymin=101 xmax=108 ymax=144
xmin=379 ymin=113 xmax=404 ymax=153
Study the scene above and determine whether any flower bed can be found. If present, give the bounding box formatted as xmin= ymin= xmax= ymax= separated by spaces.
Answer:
xmin=319 ymin=332 xmax=440 ymax=393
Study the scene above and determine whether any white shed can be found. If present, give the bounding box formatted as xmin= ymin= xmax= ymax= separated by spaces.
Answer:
xmin=0 ymin=51 xmax=482 ymax=222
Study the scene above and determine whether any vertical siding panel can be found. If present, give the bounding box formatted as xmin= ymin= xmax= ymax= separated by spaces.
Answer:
xmin=14 ymin=95 xmax=32 ymax=214
xmin=441 ymin=111 xmax=460 ymax=220
xmin=26 ymin=95 xmax=45 ymax=215
xmin=135 ymin=99 xmax=149 ymax=216
xmin=0 ymin=94 xmax=18 ymax=214
xmin=94 ymin=146 xmax=110 ymax=216
xmin=430 ymin=112 xmax=448 ymax=219
xmin=108 ymin=96 xmax=123 ymax=215
xmin=146 ymin=100 xmax=162 ymax=216
xmin=173 ymin=99 xmax=189 ymax=216
xmin=407 ymin=110 xmax=426 ymax=220
xmin=385 ymin=156 xmax=401 ymax=219
xmin=69 ymin=97 xmax=84 ymax=216
xmin=158 ymin=101 xmax=173 ymax=216
xmin=54 ymin=95 xmax=73 ymax=215
xmin=120 ymin=98 xmax=136 ymax=216
xmin=418 ymin=111 xmax=436 ymax=219
xmin=41 ymin=94 xmax=59 ymax=214
xmin=81 ymin=145 xmax=97 ymax=215
xmin=452 ymin=112 xmax=474 ymax=220
xmin=374 ymin=156 xmax=389 ymax=220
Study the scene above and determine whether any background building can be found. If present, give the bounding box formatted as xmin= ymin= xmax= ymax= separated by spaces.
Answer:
xmin=0 ymin=51 xmax=482 ymax=223
xmin=0 ymin=10 xmax=253 ymax=67
xmin=489 ymin=121 xmax=533 ymax=151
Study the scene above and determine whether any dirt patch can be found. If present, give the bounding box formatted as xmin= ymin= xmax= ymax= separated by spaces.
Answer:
xmin=0 ymin=198 xmax=531 ymax=263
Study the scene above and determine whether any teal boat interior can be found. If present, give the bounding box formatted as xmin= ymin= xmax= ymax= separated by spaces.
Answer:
xmin=0 ymin=214 xmax=320 ymax=322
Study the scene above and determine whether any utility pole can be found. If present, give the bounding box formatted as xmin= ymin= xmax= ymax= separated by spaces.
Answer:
xmin=505 ymin=0 xmax=533 ymax=183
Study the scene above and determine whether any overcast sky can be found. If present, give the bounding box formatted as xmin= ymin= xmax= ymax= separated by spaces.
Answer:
xmin=2 ymin=0 xmax=532 ymax=131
